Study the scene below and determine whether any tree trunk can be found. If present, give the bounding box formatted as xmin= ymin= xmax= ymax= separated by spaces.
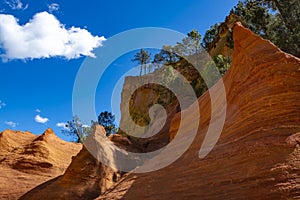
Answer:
xmin=272 ymin=0 xmax=295 ymax=34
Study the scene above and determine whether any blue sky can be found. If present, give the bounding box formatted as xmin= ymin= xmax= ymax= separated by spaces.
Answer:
xmin=0 ymin=0 xmax=238 ymax=140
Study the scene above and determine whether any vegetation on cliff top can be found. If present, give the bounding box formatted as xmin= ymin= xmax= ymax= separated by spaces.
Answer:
xmin=203 ymin=0 xmax=299 ymax=57
xmin=64 ymin=0 xmax=299 ymax=141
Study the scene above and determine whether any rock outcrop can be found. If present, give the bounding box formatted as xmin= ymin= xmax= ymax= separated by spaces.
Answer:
xmin=118 ymin=60 xmax=203 ymax=152
xmin=118 ymin=74 xmax=179 ymax=152
xmin=0 ymin=128 xmax=81 ymax=200
xmin=207 ymin=13 xmax=241 ymax=58
xmin=98 ymin=23 xmax=300 ymax=199
xmin=7 ymin=22 xmax=300 ymax=199
xmin=20 ymin=126 xmax=121 ymax=200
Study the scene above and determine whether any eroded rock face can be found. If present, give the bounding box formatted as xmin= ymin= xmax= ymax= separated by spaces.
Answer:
xmin=118 ymin=60 xmax=201 ymax=152
xmin=0 ymin=128 xmax=81 ymax=200
xmin=98 ymin=23 xmax=300 ymax=199
xmin=13 ymin=23 xmax=300 ymax=200
xmin=20 ymin=126 xmax=121 ymax=200
xmin=20 ymin=147 xmax=119 ymax=200
xmin=118 ymin=75 xmax=179 ymax=152
xmin=207 ymin=13 xmax=240 ymax=58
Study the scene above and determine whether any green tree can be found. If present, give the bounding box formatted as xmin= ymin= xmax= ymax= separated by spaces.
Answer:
xmin=63 ymin=115 xmax=91 ymax=143
xmin=260 ymin=0 xmax=300 ymax=37
xmin=202 ymin=23 xmax=219 ymax=50
xmin=160 ymin=45 xmax=179 ymax=63
xmin=213 ymin=55 xmax=231 ymax=76
xmin=98 ymin=111 xmax=117 ymax=136
xmin=201 ymin=0 xmax=299 ymax=58
xmin=131 ymin=49 xmax=151 ymax=76
xmin=233 ymin=0 xmax=272 ymax=37
xmin=232 ymin=0 xmax=299 ymax=57
xmin=264 ymin=0 xmax=300 ymax=56
xmin=195 ymin=55 xmax=231 ymax=95
xmin=174 ymin=30 xmax=202 ymax=57
xmin=152 ymin=52 xmax=165 ymax=69
xmin=152 ymin=45 xmax=178 ymax=69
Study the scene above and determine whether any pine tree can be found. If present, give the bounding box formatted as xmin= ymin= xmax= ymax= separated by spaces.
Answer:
xmin=131 ymin=49 xmax=151 ymax=76
xmin=98 ymin=111 xmax=117 ymax=136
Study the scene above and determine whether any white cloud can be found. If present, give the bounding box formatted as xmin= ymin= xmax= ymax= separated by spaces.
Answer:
xmin=4 ymin=0 xmax=28 ymax=10
xmin=0 ymin=12 xmax=106 ymax=61
xmin=56 ymin=122 xmax=68 ymax=129
xmin=35 ymin=109 xmax=41 ymax=113
xmin=48 ymin=3 xmax=59 ymax=13
xmin=5 ymin=121 xmax=17 ymax=128
xmin=0 ymin=100 xmax=5 ymax=109
xmin=35 ymin=114 xmax=49 ymax=124
xmin=56 ymin=122 xmax=66 ymax=127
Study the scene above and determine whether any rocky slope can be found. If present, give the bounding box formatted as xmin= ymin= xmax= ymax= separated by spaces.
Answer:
xmin=5 ymin=22 xmax=300 ymax=199
xmin=20 ymin=126 xmax=121 ymax=200
xmin=0 ymin=128 xmax=81 ymax=199
xmin=97 ymin=22 xmax=300 ymax=199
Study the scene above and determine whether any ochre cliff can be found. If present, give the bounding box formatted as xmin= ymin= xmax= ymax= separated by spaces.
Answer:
xmin=20 ymin=126 xmax=121 ymax=200
xmin=98 ymin=22 xmax=300 ymax=199
xmin=5 ymin=22 xmax=300 ymax=199
xmin=119 ymin=76 xmax=179 ymax=152
xmin=119 ymin=59 xmax=203 ymax=152
xmin=0 ymin=128 xmax=81 ymax=200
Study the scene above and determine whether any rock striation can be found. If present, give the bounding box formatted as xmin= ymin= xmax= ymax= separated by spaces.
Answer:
xmin=0 ymin=128 xmax=81 ymax=200
xmin=98 ymin=22 xmax=300 ymax=199
xmin=20 ymin=126 xmax=121 ymax=200
xmin=5 ymin=22 xmax=300 ymax=199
